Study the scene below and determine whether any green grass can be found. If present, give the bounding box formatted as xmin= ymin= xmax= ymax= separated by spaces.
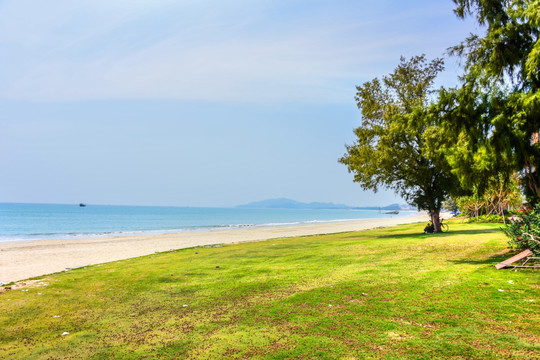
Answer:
xmin=1 ymin=221 xmax=538 ymax=359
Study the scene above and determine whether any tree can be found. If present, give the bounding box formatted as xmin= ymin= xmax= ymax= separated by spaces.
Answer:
xmin=339 ymin=55 xmax=461 ymax=232
xmin=446 ymin=0 xmax=540 ymax=203
xmin=442 ymin=198 xmax=459 ymax=213
xmin=454 ymin=173 xmax=524 ymax=223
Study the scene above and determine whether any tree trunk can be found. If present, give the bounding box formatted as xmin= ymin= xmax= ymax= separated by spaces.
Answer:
xmin=431 ymin=211 xmax=441 ymax=233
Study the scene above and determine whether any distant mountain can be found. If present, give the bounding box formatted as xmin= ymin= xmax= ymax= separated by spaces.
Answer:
xmin=353 ymin=203 xmax=403 ymax=211
xmin=236 ymin=198 xmax=411 ymax=210
xmin=236 ymin=198 xmax=350 ymax=210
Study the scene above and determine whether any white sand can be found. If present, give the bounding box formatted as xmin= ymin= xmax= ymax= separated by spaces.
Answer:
xmin=0 ymin=213 xmax=429 ymax=283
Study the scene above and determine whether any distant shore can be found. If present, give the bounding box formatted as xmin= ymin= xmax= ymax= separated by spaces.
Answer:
xmin=0 ymin=213 xmax=429 ymax=284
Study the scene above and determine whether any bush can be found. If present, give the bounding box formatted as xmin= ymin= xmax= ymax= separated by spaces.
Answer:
xmin=503 ymin=205 xmax=540 ymax=253
xmin=454 ymin=174 xmax=524 ymax=220
xmin=468 ymin=214 xmax=505 ymax=223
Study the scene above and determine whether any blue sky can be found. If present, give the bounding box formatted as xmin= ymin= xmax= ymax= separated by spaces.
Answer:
xmin=0 ymin=0 xmax=479 ymax=207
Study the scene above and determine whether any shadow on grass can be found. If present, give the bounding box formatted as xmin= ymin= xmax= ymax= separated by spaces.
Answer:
xmin=447 ymin=255 xmax=504 ymax=265
xmin=373 ymin=227 xmax=502 ymax=241
xmin=435 ymin=228 xmax=503 ymax=237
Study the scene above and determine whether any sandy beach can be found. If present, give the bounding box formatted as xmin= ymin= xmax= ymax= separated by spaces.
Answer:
xmin=0 ymin=213 xmax=428 ymax=284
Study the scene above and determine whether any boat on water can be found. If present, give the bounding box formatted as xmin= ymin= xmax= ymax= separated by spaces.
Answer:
xmin=79 ymin=203 xmax=87 ymax=207
xmin=385 ymin=210 xmax=399 ymax=214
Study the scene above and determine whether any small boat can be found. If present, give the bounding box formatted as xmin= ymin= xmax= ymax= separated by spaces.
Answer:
xmin=79 ymin=203 xmax=87 ymax=207
xmin=385 ymin=210 xmax=399 ymax=214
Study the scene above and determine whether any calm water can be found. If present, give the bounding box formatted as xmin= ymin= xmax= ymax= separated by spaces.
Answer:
xmin=0 ymin=203 xmax=416 ymax=242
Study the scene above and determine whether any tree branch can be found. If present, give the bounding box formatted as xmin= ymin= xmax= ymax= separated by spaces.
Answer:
xmin=521 ymin=233 xmax=540 ymax=245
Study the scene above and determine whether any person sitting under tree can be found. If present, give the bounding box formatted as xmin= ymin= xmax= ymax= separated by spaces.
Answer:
xmin=424 ymin=222 xmax=434 ymax=234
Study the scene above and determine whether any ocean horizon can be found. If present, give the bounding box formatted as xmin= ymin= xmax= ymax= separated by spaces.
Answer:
xmin=0 ymin=202 xmax=418 ymax=242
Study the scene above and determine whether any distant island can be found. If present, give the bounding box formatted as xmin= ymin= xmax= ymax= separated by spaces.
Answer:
xmin=236 ymin=198 xmax=410 ymax=211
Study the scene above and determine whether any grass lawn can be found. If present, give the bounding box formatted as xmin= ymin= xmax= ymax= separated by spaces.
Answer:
xmin=1 ymin=221 xmax=538 ymax=359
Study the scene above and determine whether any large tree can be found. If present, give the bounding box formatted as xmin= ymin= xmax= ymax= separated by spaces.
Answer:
xmin=443 ymin=0 xmax=540 ymax=203
xmin=340 ymin=55 xmax=461 ymax=232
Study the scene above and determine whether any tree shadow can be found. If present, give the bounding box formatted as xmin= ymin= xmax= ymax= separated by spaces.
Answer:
xmin=434 ymin=228 xmax=504 ymax=237
xmin=447 ymin=254 xmax=506 ymax=265
xmin=374 ymin=227 xmax=502 ymax=240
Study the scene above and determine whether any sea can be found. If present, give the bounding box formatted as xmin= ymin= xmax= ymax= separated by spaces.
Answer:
xmin=0 ymin=203 xmax=417 ymax=242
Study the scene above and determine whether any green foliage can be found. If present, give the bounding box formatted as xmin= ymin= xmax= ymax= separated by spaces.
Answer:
xmin=1 ymin=223 xmax=539 ymax=359
xmin=454 ymin=174 xmax=524 ymax=220
xmin=452 ymin=0 xmax=540 ymax=89
xmin=504 ymin=205 xmax=540 ymax=252
xmin=433 ymin=86 xmax=516 ymax=194
xmin=445 ymin=0 xmax=540 ymax=203
xmin=340 ymin=55 xmax=462 ymax=231
xmin=443 ymin=198 xmax=459 ymax=213
xmin=467 ymin=214 xmax=506 ymax=223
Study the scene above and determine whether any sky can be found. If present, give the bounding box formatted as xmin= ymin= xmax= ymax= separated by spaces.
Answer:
xmin=0 ymin=0 xmax=480 ymax=207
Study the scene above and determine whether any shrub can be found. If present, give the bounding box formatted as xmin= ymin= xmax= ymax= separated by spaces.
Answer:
xmin=503 ymin=205 xmax=540 ymax=253
xmin=468 ymin=214 xmax=505 ymax=223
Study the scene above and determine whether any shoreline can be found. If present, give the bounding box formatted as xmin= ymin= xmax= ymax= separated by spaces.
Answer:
xmin=0 ymin=211 xmax=420 ymax=244
xmin=0 ymin=209 xmax=422 ymax=244
xmin=0 ymin=213 xmax=429 ymax=284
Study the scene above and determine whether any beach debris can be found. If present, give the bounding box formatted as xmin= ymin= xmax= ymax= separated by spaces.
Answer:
xmin=37 ymin=293 xmax=42 ymax=295
xmin=195 ymin=252 xmax=199 ymax=254
xmin=328 ymin=305 xmax=333 ymax=307
xmin=0 ymin=282 xmax=6 ymax=286
xmin=508 ymin=280 xmax=514 ymax=284
xmin=215 ymin=265 xmax=220 ymax=269
xmin=65 ymin=266 xmax=84 ymax=271
xmin=387 ymin=331 xmax=405 ymax=341
xmin=183 ymin=304 xmax=188 ymax=308
xmin=2 ymin=280 xmax=50 ymax=293
xmin=204 ymin=244 xmax=222 ymax=248
xmin=495 ymin=249 xmax=534 ymax=269
xmin=61 ymin=332 xmax=70 ymax=336
xmin=53 ymin=315 xmax=61 ymax=318
xmin=498 ymin=289 xmax=505 ymax=292
xmin=525 ymin=299 xmax=535 ymax=302
xmin=361 ymin=293 xmax=368 ymax=296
